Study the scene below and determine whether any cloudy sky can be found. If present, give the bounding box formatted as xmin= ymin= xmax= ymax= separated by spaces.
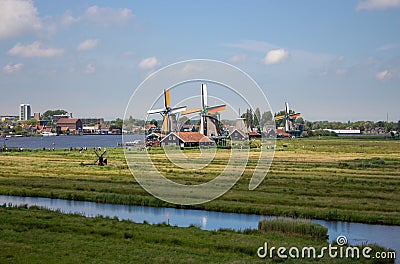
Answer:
xmin=0 ymin=0 xmax=399 ymax=121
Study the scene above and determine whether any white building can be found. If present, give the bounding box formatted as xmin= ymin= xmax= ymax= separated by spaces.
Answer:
xmin=19 ymin=104 xmax=31 ymax=121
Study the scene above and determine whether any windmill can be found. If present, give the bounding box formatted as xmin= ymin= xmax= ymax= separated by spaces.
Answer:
xmin=147 ymin=89 xmax=187 ymax=133
xmin=274 ymin=102 xmax=301 ymax=133
xmin=94 ymin=149 xmax=107 ymax=166
xmin=181 ymin=84 xmax=226 ymax=136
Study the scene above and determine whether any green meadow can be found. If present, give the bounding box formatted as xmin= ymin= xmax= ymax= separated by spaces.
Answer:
xmin=0 ymin=137 xmax=399 ymax=224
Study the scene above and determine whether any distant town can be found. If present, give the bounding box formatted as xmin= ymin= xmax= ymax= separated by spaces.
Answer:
xmin=0 ymin=103 xmax=399 ymax=143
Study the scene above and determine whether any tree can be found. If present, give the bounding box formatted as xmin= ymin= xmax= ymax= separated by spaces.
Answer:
xmin=150 ymin=119 xmax=158 ymax=127
xmin=397 ymin=120 xmax=400 ymax=132
xmin=296 ymin=117 xmax=304 ymax=124
xmin=254 ymin=108 xmax=261 ymax=127
xmin=243 ymin=109 xmax=253 ymax=128
xmin=42 ymin=110 xmax=68 ymax=120
xmin=22 ymin=119 xmax=38 ymax=126
xmin=260 ymin=111 xmax=273 ymax=126
xmin=109 ymin=118 xmax=123 ymax=130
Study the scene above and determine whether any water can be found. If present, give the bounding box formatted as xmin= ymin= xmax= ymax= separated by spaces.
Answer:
xmin=0 ymin=195 xmax=398 ymax=261
xmin=2 ymin=134 xmax=144 ymax=149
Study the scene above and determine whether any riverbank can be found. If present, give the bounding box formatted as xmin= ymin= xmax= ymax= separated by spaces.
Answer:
xmin=0 ymin=205 xmax=393 ymax=263
xmin=0 ymin=137 xmax=399 ymax=225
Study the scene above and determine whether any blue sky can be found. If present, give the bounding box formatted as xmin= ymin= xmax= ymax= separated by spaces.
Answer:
xmin=0 ymin=0 xmax=399 ymax=121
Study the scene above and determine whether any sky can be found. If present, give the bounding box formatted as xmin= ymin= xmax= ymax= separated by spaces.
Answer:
xmin=0 ymin=0 xmax=399 ymax=121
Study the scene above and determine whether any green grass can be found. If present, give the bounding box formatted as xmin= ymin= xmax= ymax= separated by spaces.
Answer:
xmin=0 ymin=205 xmax=394 ymax=264
xmin=258 ymin=219 xmax=328 ymax=239
xmin=0 ymin=137 xmax=399 ymax=224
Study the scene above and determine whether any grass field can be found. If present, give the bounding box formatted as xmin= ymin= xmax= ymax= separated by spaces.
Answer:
xmin=0 ymin=205 xmax=393 ymax=264
xmin=0 ymin=137 xmax=399 ymax=224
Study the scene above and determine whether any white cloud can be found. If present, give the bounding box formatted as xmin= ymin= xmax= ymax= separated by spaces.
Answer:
xmin=85 ymin=64 xmax=95 ymax=74
xmin=7 ymin=42 xmax=64 ymax=58
xmin=263 ymin=49 xmax=289 ymax=65
xmin=77 ymin=39 xmax=99 ymax=51
xmin=85 ymin=6 xmax=134 ymax=27
xmin=62 ymin=10 xmax=80 ymax=26
xmin=3 ymin=63 xmax=23 ymax=73
xmin=0 ymin=0 xmax=42 ymax=39
xmin=229 ymin=54 xmax=247 ymax=63
xmin=356 ymin=0 xmax=400 ymax=10
xmin=376 ymin=69 xmax=391 ymax=80
xmin=138 ymin=57 xmax=158 ymax=69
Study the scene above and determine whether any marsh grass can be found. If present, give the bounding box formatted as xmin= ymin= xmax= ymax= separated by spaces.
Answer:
xmin=258 ymin=219 xmax=328 ymax=239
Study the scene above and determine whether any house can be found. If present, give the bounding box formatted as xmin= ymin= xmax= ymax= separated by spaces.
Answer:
xmin=146 ymin=132 xmax=164 ymax=147
xmin=56 ymin=118 xmax=82 ymax=131
xmin=229 ymin=129 xmax=248 ymax=141
xmin=160 ymin=132 xmax=214 ymax=148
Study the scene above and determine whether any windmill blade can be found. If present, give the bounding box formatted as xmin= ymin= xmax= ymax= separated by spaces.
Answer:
xmin=181 ymin=107 xmax=201 ymax=115
xmin=147 ymin=108 xmax=166 ymax=115
xmin=285 ymin=102 xmax=289 ymax=115
xmin=289 ymin=113 xmax=301 ymax=119
xmin=162 ymin=114 xmax=168 ymax=132
xmin=170 ymin=106 xmax=187 ymax=114
xmin=274 ymin=115 xmax=285 ymax=120
xmin=201 ymin=83 xmax=208 ymax=108
xmin=164 ymin=89 xmax=171 ymax=108
xmin=200 ymin=114 xmax=205 ymax=135
xmin=207 ymin=104 xmax=226 ymax=113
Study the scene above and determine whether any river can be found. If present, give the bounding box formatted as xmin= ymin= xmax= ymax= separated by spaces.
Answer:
xmin=0 ymin=195 xmax=398 ymax=262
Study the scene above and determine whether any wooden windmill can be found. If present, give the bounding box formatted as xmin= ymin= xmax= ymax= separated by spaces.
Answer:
xmin=181 ymin=84 xmax=226 ymax=136
xmin=274 ymin=102 xmax=301 ymax=132
xmin=147 ymin=89 xmax=187 ymax=133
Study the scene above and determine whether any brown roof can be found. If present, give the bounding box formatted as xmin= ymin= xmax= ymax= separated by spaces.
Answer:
xmin=248 ymin=131 xmax=261 ymax=136
xmin=276 ymin=128 xmax=291 ymax=137
xmin=163 ymin=132 xmax=212 ymax=143
xmin=57 ymin=118 xmax=79 ymax=124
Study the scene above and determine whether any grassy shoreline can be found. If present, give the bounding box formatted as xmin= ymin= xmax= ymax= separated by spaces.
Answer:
xmin=0 ymin=138 xmax=399 ymax=225
xmin=0 ymin=205 xmax=394 ymax=264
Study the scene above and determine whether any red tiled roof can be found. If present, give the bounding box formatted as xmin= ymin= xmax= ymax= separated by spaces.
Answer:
xmin=276 ymin=128 xmax=291 ymax=137
xmin=57 ymin=118 xmax=79 ymax=124
xmin=160 ymin=132 xmax=211 ymax=143
xmin=248 ymin=131 xmax=261 ymax=136
xmin=176 ymin=132 xmax=212 ymax=143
